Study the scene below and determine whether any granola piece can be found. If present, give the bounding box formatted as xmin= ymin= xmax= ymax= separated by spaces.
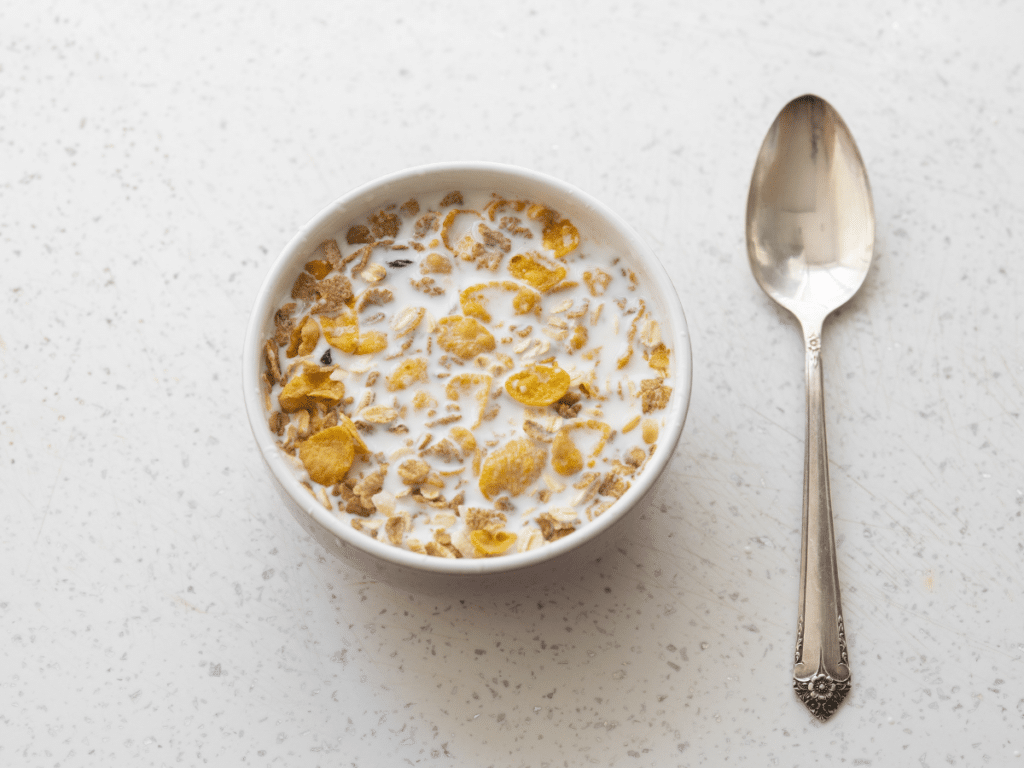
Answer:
xmin=421 ymin=252 xmax=452 ymax=274
xmin=390 ymin=306 xmax=425 ymax=338
xmin=360 ymin=263 xmax=387 ymax=284
xmin=355 ymin=286 xmax=393 ymax=313
xmin=499 ymin=215 xmax=533 ymax=239
xmin=598 ymin=471 xmax=631 ymax=499
xmin=411 ymin=276 xmax=445 ymax=296
xmin=353 ymin=464 xmax=388 ymax=503
xmin=360 ymin=405 xmax=397 ymax=424
xmin=464 ymin=508 xmax=508 ymax=532
xmin=264 ymin=340 xmax=282 ymax=385
xmin=478 ymin=439 xmax=546 ymax=499
xmin=624 ymin=447 xmax=647 ymax=469
xmin=440 ymin=191 xmax=464 ymax=207
xmin=423 ymin=438 xmax=461 ymax=463
xmin=346 ymin=225 xmax=373 ymax=245
xmin=479 ymin=224 xmax=511 ymax=253
xmin=516 ymin=528 xmax=545 ymax=553
xmin=321 ymin=239 xmax=345 ymax=270
xmin=384 ymin=512 xmax=412 ymax=545
xmin=397 ymin=458 xmax=431 ymax=485
xmin=494 ymin=496 xmax=514 ymax=512
xmin=640 ymin=379 xmax=672 ymax=413
xmin=291 ymin=271 xmax=319 ymax=303
xmin=273 ymin=303 xmax=296 ymax=347
xmin=536 ymin=509 xmax=577 ymax=542
xmin=369 ymin=210 xmax=400 ymax=239
xmin=411 ymin=390 xmax=437 ymax=410
xmin=399 ymin=199 xmax=420 ymax=217
xmin=436 ymin=316 xmax=496 ymax=359
xmin=268 ymin=411 xmax=288 ymax=436
xmin=310 ymin=275 xmax=355 ymax=315
xmin=387 ymin=357 xmax=428 ymax=391
xmin=425 ymin=539 xmax=460 ymax=559
xmin=414 ymin=212 xmax=440 ymax=238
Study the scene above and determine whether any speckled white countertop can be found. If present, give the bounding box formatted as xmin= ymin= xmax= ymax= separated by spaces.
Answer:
xmin=3 ymin=1 xmax=1023 ymax=765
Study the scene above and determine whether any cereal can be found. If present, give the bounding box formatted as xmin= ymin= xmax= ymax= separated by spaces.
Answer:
xmin=262 ymin=188 xmax=673 ymax=558
xmin=504 ymin=363 xmax=570 ymax=407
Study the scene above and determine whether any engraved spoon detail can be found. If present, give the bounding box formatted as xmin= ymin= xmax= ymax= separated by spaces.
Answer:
xmin=745 ymin=95 xmax=874 ymax=721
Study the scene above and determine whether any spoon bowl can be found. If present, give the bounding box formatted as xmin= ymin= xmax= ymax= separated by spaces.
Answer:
xmin=746 ymin=94 xmax=874 ymax=721
xmin=747 ymin=95 xmax=874 ymax=327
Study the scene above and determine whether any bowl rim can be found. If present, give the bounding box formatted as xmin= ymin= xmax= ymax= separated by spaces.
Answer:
xmin=242 ymin=160 xmax=692 ymax=575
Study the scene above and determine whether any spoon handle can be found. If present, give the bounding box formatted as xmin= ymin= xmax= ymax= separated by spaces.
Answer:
xmin=793 ymin=328 xmax=851 ymax=721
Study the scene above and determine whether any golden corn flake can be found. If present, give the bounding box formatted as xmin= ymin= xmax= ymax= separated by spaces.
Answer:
xmin=569 ymin=325 xmax=588 ymax=351
xmin=355 ymin=330 xmax=387 ymax=355
xmin=641 ymin=420 xmax=659 ymax=444
xmin=412 ymin=390 xmax=437 ymax=409
xmin=504 ymin=363 xmax=570 ymax=407
xmin=449 ymin=426 xmax=476 ymax=454
xmin=528 ymin=204 xmax=580 ymax=258
xmin=478 ymin=439 xmax=546 ymax=499
xmin=445 ymin=373 xmax=492 ymax=427
xmin=298 ymin=426 xmax=355 ymax=486
xmin=320 ymin=310 xmax=359 ymax=354
xmin=387 ymin=357 xmax=429 ymax=391
xmin=508 ymin=251 xmax=567 ymax=292
xmin=551 ymin=430 xmax=583 ymax=476
xmin=440 ymin=209 xmax=482 ymax=251
xmin=337 ymin=413 xmax=369 ymax=454
xmin=470 ymin=529 xmax=517 ymax=557
xmin=459 ymin=281 xmax=540 ymax=323
xmin=551 ymin=420 xmax=613 ymax=476
xmin=421 ymin=252 xmax=452 ymax=274
xmin=648 ymin=343 xmax=670 ymax=374
xmin=436 ymin=315 xmax=496 ymax=359
xmin=278 ymin=365 xmax=345 ymax=413
xmin=622 ymin=415 xmax=641 ymax=433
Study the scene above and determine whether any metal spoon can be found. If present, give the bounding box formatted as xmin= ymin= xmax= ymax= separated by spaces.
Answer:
xmin=745 ymin=94 xmax=874 ymax=721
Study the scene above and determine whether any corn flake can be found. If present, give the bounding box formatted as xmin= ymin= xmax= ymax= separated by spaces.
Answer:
xmin=387 ymin=357 xmax=429 ymax=391
xmin=278 ymin=365 xmax=345 ymax=413
xmin=445 ymin=373 xmax=492 ymax=427
xmin=508 ymin=251 xmax=567 ymax=292
xmin=478 ymin=439 xmax=546 ymax=499
xmin=436 ymin=316 xmax=496 ymax=359
xmin=470 ymin=529 xmax=518 ymax=557
xmin=505 ymin=363 xmax=570 ymax=407
xmin=298 ymin=425 xmax=355 ymax=486
xmin=459 ymin=281 xmax=541 ymax=323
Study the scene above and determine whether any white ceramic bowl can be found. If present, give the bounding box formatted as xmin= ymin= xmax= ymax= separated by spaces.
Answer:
xmin=242 ymin=162 xmax=691 ymax=591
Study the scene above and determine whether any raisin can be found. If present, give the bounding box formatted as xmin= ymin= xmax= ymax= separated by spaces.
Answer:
xmin=387 ymin=259 xmax=414 ymax=268
xmin=319 ymin=349 xmax=332 ymax=365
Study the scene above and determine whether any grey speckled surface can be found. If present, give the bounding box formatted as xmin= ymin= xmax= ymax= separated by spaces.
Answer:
xmin=2 ymin=1 xmax=1022 ymax=765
